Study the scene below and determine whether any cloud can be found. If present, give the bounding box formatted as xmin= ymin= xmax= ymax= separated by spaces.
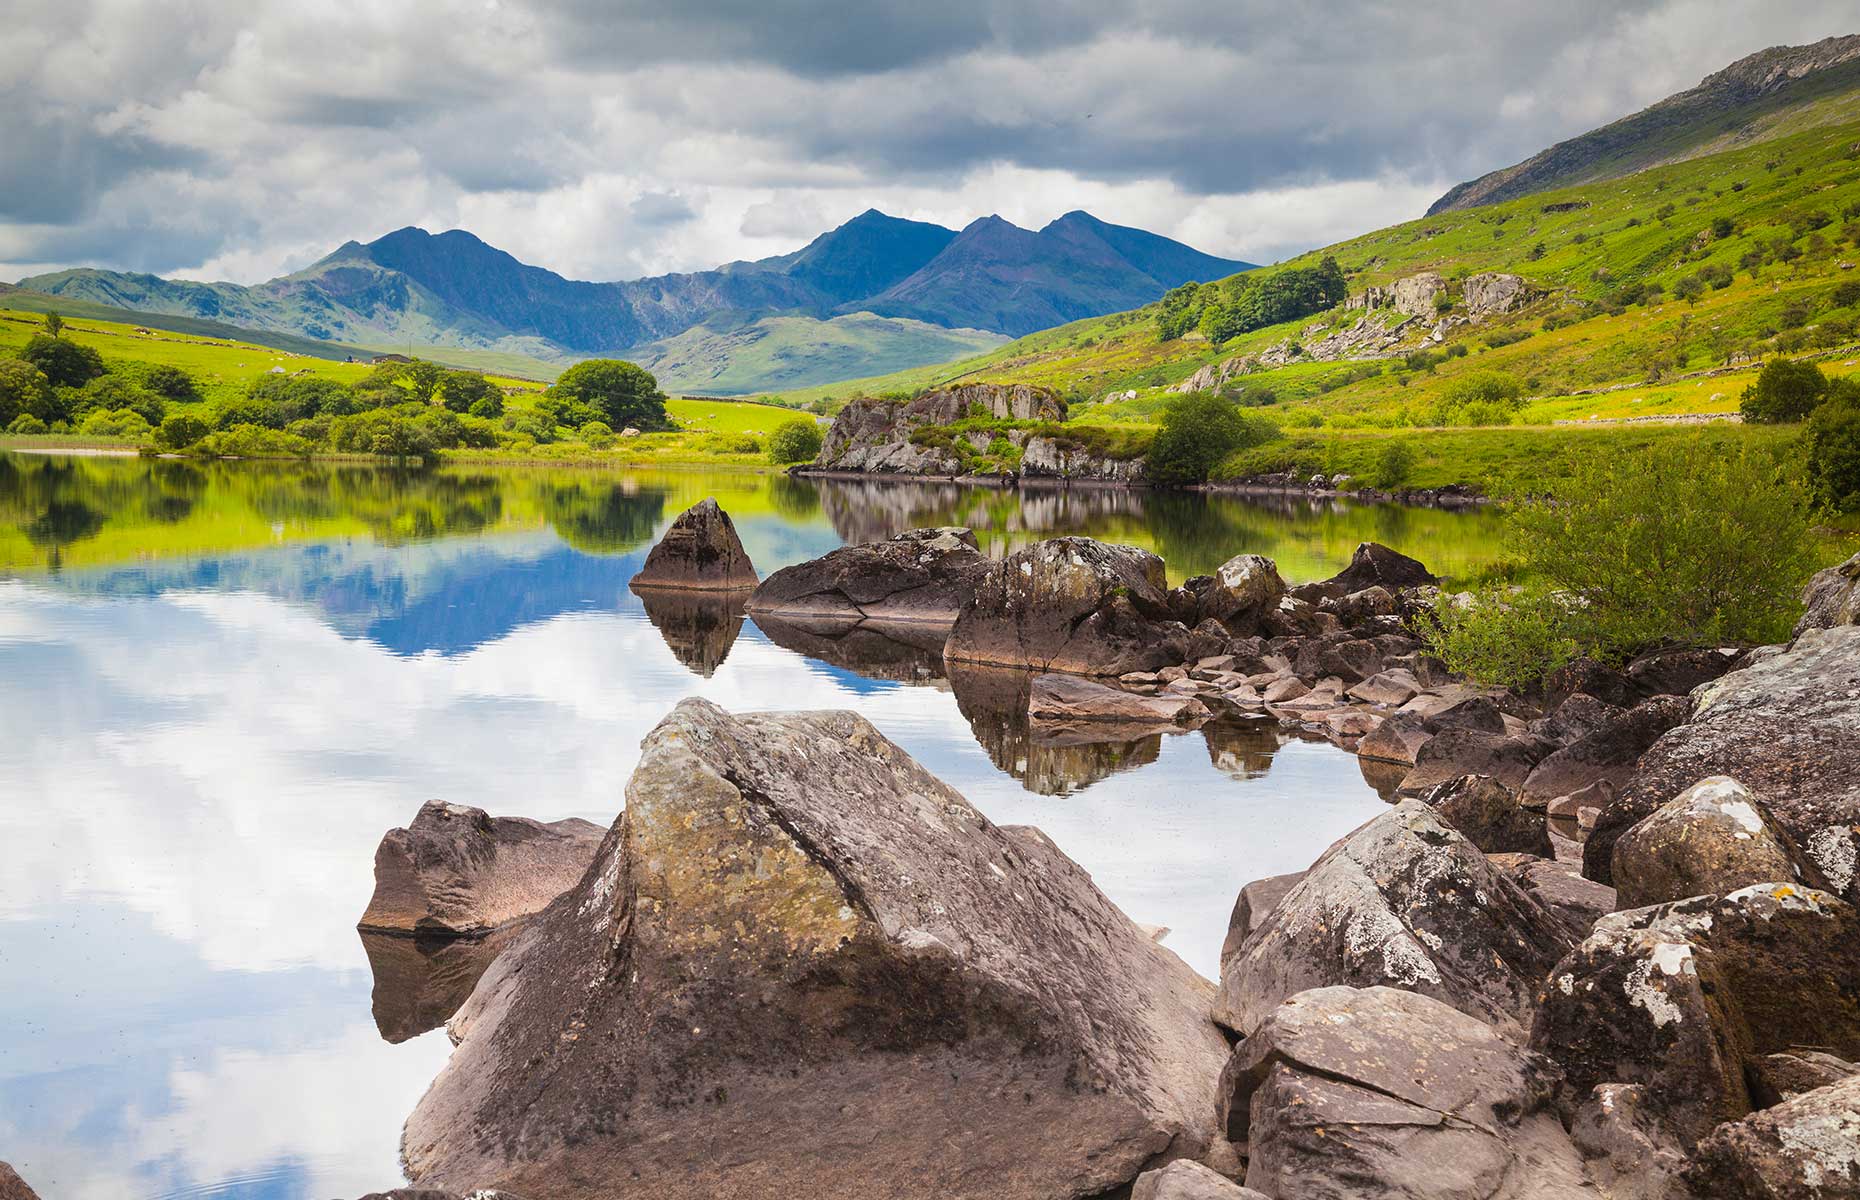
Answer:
xmin=0 ymin=0 xmax=1854 ymax=282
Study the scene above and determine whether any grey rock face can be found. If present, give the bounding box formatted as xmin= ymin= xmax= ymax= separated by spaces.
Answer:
xmin=1685 ymin=1073 xmax=1860 ymax=1199
xmin=1424 ymin=774 xmax=1551 ymax=855
xmin=1214 ymin=800 xmax=1580 ymax=1039
xmin=1611 ymin=776 xmax=1827 ymax=909
xmin=404 ymin=699 xmax=1229 ymax=1200
xmin=1531 ymin=885 xmax=1860 ymax=1152
xmin=1203 ymin=554 xmax=1286 ymax=633
xmin=628 ymin=498 xmax=759 ymax=591
xmin=357 ymin=800 xmax=605 ymax=938
xmin=1390 ymin=272 xmax=1449 ymax=318
xmin=1796 ymin=551 xmax=1860 ymax=637
xmin=946 ymin=537 xmax=1217 ymax=676
xmin=1462 ymin=272 xmax=1535 ymax=320
xmin=1399 ymin=727 xmax=1550 ymax=795
xmin=1569 ymin=1083 xmax=1692 ymax=1200
xmin=747 ymin=527 xmax=991 ymax=626
xmin=1519 ymin=696 xmax=1689 ymax=811
xmin=1020 ymin=436 xmax=1147 ymax=482
xmin=1585 ymin=626 xmax=1860 ymax=901
xmin=1131 ymin=1160 xmax=1269 ymax=1200
xmin=1218 ymin=870 xmax=1306 ymax=971
xmin=815 ymin=384 xmax=1064 ymax=474
xmin=1223 ymin=986 xmax=1598 ymax=1200
xmin=1490 ymin=854 xmax=1617 ymax=930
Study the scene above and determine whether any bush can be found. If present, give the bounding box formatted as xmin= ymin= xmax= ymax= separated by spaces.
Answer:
xmin=1832 ymin=280 xmax=1860 ymax=310
xmin=0 ymin=358 xmax=52 ymax=428
xmin=188 ymin=423 xmax=315 ymax=459
xmin=141 ymin=364 xmax=201 ymax=402
xmin=75 ymin=375 xmax=164 ymax=426
xmin=1421 ymin=588 xmax=1577 ymax=690
xmin=78 ymin=409 xmax=154 ymax=439
xmin=1147 ymin=392 xmax=1280 ymax=485
xmin=327 ymin=411 xmax=437 ymax=458
xmin=1805 ymin=389 xmax=1860 ymax=511
xmin=20 ymin=334 xmax=105 ymax=387
xmin=440 ymin=370 xmax=501 ymax=414
xmin=155 ymin=412 xmax=212 ymax=451
xmin=7 ymin=414 xmax=48 ymax=435
xmin=468 ymin=394 xmax=505 ymax=419
xmin=1739 ymin=358 xmax=1828 ymax=423
xmin=1508 ymin=437 xmax=1816 ymax=658
xmin=1429 ymin=370 xmax=1525 ymax=425
xmin=548 ymin=359 xmax=666 ymax=430
xmin=1370 ymin=438 xmax=1417 ymax=490
xmin=579 ymin=419 xmax=616 ymax=449
xmin=768 ymin=417 xmax=824 ymax=464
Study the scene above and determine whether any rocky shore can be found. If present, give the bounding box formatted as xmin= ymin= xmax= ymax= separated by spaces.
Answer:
xmin=343 ymin=508 xmax=1860 ymax=1199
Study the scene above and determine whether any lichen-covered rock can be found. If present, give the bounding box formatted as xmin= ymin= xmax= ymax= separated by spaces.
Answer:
xmin=1531 ymin=692 xmax=1626 ymax=745
xmin=357 ymin=801 xmax=605 ymax=938
xmin=1530 ymin=885 xmax=1860 ymax=1152
xmin=1749 ymin=1050 xmax=1860 ymax=1107
xmin=405 ymin=699 xmax=1230 ymax=1200
xmin=1131 ymin=1161 xmax=1269 ymax=1200
xmin=1203 ymin=554 xmax=1286 ymax=633
xmin=628 ymin=498 xmax=759 ymax=591
xmin=1218 ymin=870 xmax=1306 ymax=971
xmin=1462 ymin=272 xmax=1536 ymax=320
xmin=946 ymin=537 xmax=1217 ymax=676
xmin=1611 ymin=777 xmax=1827 ymax=909
xmin=1569 ymin=1083 xmax=1691 ymax=1200
xmin=1490 ymin=855 xmax=1617 ymax=930
xmin=1214 ymin=800 xmax=1580 ymax=1039
xmin=0 ymin=1163 xmax=42 ymax=1200
xmin=1796 ymin=551 xmax=1860 ymax=638
xmin=747 ymin=527 xmax=991 ymax=627
xmin=1222 ymin=986 xmax=1598 ymax=1199
xmin=1424 ymin=774 xmax=1551 ymax=855
xmin=1323 ymin=541 xmax=1438 ymax=593
xmin=1020 ymin=436 xmax=1147 ymax=482
xmin=1292 ymin=636 xmax=1383 ymax=684
xmin=1519 ymin=696 xmax=1689 ymax=810
xmin=1685 ymin=1073 xmax=1860 ymax=1198
xmin=1390 ymin=272 xmax=1449 ymax=319
xmin=1399 ymin=727 xmax=1551 ymax=795
xmin=815 ymin=385 xmax=1064 ymax=474
xmin=1585 ymin=626 xmax=1860 ymax=901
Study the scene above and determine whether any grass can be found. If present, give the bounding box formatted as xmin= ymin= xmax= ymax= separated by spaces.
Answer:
xmin=637 ymin=312 xmax=1006 ymax=396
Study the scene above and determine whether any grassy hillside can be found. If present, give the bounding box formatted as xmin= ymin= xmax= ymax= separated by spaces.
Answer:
xmin=770 ymin=116 xmax=1860 ymax=435
xmin=636 ymin=311 xmax=1006 ymax=395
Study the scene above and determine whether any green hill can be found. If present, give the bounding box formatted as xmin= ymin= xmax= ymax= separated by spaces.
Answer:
xmin=635 ymin=312 xmax=1006 ymax=395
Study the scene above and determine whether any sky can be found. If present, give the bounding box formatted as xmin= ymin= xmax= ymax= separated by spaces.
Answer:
xmin=1 ymin=0 xmax=1855 ymax=285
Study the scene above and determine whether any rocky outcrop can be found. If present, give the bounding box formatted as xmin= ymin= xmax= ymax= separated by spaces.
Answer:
xmin=1585 ymin=626 xmax=1860 ymax=900
xmin=357 ymin=801 xmax=604 ymax=938
xmin=1222 ymin=986 xmax=1598 ymax=1199
xmin=1391 ymin=272 xmax=1448 ymax=318
xmin=748 ymin=527 xmax=991 ymax=627
xmin=1462 ymin=272 xmax=1536 ymax=320
xmin=1020 ymin=436 xmax=1147 ymax=482
xmin=813 ymin=384 xmax=1064 ymax=474
xmin=1797 ymin=550 xmax=1860 ymax=636
xmin=945 ymin=537 xmax=1217 ymax=676
xmin=0 ymin=1164 xmax=41 ymax=1200
xmin=404 ymin=699 xmax=1231 ymax=1200
xmin=1531 ymin=885 xmax=1860 ymax=1152
xmin=1214 ymin=799 xmax=1579 ymax=1039
xmin=1424 ymin=773 xmax=1552 ymax=855
xmin=1686 ymin=1073 xmax=1860 ymax=1198
xmin=1611 ymin=777 xmax=1827 ymax=909
xmin=628 ymin=498 xmax=759 ymax=592
xmin=1131 ymin=1161 xmax=1267 ymax=1200
xmin=1324 ymin=541 xmax=1438 ymax=593
xmin=1028 ymin=672 xmax=1208 ymax=727
xmin=1518 ymin=696 xmax=1689 ymax=810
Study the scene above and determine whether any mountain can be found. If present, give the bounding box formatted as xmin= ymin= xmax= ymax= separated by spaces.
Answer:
xmin=17 ymin=210 xmax=1247 ymax=392
xmin=633 ymin=311 xmax=1006 ymax=395
xmin=1430 ymin=33 xmax=1860 ymax=214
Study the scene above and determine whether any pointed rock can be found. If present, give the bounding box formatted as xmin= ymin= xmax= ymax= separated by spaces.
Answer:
xmin=628 ymin=497 xmax=759 ymax=591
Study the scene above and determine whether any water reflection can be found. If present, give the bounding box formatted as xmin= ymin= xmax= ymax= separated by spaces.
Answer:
xmin=635 ymin=589 xmax=748 ymax=677
xmin=359 ymin=928 xmax=523 ymax=1044
xmin=0 ymin=452 xmax=1493 ymax=1200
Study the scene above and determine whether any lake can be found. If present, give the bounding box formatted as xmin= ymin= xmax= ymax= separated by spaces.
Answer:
xmin=0 ymin=452 xmax=1508 ymax=1200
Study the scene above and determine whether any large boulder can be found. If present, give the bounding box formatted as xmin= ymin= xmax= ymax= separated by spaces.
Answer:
xmin=1214 ymin=799 xmax=1580 ymax=1039
xmin=747 ymin=527 xmax=991 ymax=627
xmin=1531 ymin=885 xmax=1860 ymax=1152
xmin=1611 ymin=777 xmax=1828 ymax=910
xmin=628 ymin=498 xmax=759 ymax=592
xmin=1490 ymin=854 xmax=1617 ymax=930
xmin=1518 ymin=696 xmax=1689 ymax=811
xmin=0 ymin=1164 xmax=41 ymax=1200
xmin=1131 ymin=1161 xmax=1268 ymax=1200
xmin=1796 ymin=550 xmax=1860 ymax=637
xmin=1217 ymin=870 xmax=1305 ymax=970
xmin=1424 ymin=774 xmax=1551 ymax=855
xmin=1202 ymin=554 xmax=1286 ymax=632
xmin=815 ymin=385 xmax=1064 ymax=474
xmin=1623 ymin=646 xmax=1740 ymax=699
xmin=1222 ymin=986 xmax=1597 ymax=1199
xmin=945 ymin=537 xmax=1216 ymax=677
xmin=357 ymin=801 xmax=605 ymax=938
xmin=1398 ymin=727 xmax=1551 ymax=795
xmin=1323 ymin=541 xmax=1437 ymax=594
xmin=1585 ymin=626 xmax=1860 ymax=900
xmin=1686 ymin=1073 xmax=1860 ymax=1198
xmin=1390 ymin=272 xmax=1449 ymax=319
xmin=404 ymin=700 xmax=1231 ymax=1200
xmin=1462 ymin=272 xmax=1535 ymax=320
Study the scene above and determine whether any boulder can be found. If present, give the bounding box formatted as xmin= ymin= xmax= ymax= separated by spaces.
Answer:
xmin=1530 ymin=885 xmax=1860 ymax=1151
xmin=1748 ymin=1050 xmax=1860 ymax=1107
xmin=945 ymin=537 xmax=1217 ymax=676
xmin=1323 ymin=541 xmax=1438 ymax=593
xmin=404 ymin=700 xmax=1231 ymax=1200
xmin=1346 ymin=668 xmax=1421 ymax=707
xmin=1424 ymin=774 xmax=1551 ymax=855
xmin=1624 ymin=646 xmax=1739 ymax=698
xmin=1544 ymin=659 xmax=1642 ymax=711
xmin=1356 ymin=713 xmax=1432 ymax=765
xmin=1429 ymin=694 xmax=1508 ymax=733
xmin=1021 ymin=436 xmax=1147 ymax=482
xmin=747 ymin=527 xmax=991 ymax=626
xmin=1518 ymin=696 xmax=1689 ymax=810
xmin=1292 ymin=637 xmax=1382 ymax=684
xmin=1326 ymin=584 xmax=1400 ymax=624
xmin=1490 ymin=855 xmax=1616 ymax=929
xmin=1569 ymin=1083 xmax=1691 ymax=1200
xmin=1202 ymin=554 xmax=1285 ymax=632
xmin=628 ymin=498 xmax=759 ymax=592
xmin=1218 ymin=870 xmax=1306 ymax=970
xmin=1462 ymin=272 xmax=1535 ymax=320
xmin=1612 ymin=777 xmax=1828 ymax=910
xmin=357 ymin=801 xmax=605 ymax=938
xmin=1222 ymin=986 xmax=1597 ymax=1200
xmin=1795 ymin=550 xmax=1860 ymax=637
xmin=1028 ymin=672 xmax=1208 ymax=727
xmin=1685 ymin=1074 xmax=1860 ymax=1198
xmin=1390 ymin=272 xmax=1449 ymax=319
xmin=1585 ymin=626 xmax=1860 ymax=900
xmin=1131 ymin=1161 xmax=1268 ymax=1200
xmin=1532 ymin=692 xmax=1626 ymax=745
xmin=1214 ymin=800 xmax=1580 ymax=1039
xmin=0 ymin=1164 xmax=40 ymax=1200
xmin=1398 ymin=728 xmax=1550 ymax=795
xmin=815 ymin=385 xmax=1064 ymax=474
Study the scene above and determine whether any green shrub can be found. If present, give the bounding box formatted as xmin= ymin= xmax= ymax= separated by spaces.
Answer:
xmin=1805 ymin=390 xmax=1860 ymax=511
xmin=7 ymin=414 xmax=48 ymax=435
xmin=328 ymin=410 xmax=437 ymax=458
xmin=140 ymin=364 xmax=201 ymax=402
xmin=1146 ymin=392 xmax=1281 ymax=485
xmin=20 ymin=334 xmax=105 ymax=387
xmin=579 ymin=420 xmax=616 ymax=449
xmin=78 ymin=409 xmax=154 ymax=439
xmin=155 ymin=412 xmax=212 ymax=451
xmin=768 ymin=417 xmax=824 ymax=464
xmin=468 ymin=394 xmax=505 ymax=419
xmin=188 ymin=423 xmax=315 ymax=459
xmin=1370 ymin=439 xmax=1417 ymax=490
xmin=0 ymin=359 xmax=52 ymax=428
xmin=439 ymin=370 xmax=501 ymax=414
xmin=1740 ymin=358 xmax=1829 ymax=423
xmin=76 ymin=375 xmax=164 ymax=426
xmin=1421 ymin=588 xmax=1577 ymax=689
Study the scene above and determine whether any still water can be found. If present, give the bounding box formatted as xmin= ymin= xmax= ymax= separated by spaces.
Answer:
xmin=0 ymin=453 xmax=1507 ymax=1200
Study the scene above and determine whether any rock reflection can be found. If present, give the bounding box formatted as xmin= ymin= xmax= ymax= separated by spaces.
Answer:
xmin=946 ymin=661 xmax=1162 ymax=796
xmin=359 ymin=926 xmax=522 ymax=1044
xmin=1202 ymin=718 xmax=1287 ymax=781
xmin=1356 ymin=754 xmax=1409 ymax=801
xmin=750 ymin=612 xmax=948 ymax=684
xmin=634 ymin=588 xmax=747 ymax=677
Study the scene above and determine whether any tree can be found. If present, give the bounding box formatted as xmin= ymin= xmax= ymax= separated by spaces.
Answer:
xmin=1371 ymin=438 xmax=1417 ymax=490
xmin=1145 ymin=392 xmax=1279 ymax=485
xmin=549 ymin=359 xmax=666 ymax=430
xmin=155 ymin=412 xmax=211 ymax=451
xmin=0 ymin=359 xmax=52 ymax=429
xmin=404 ymin=359 xmax=443 ymax=405
xmin=768 ymin=417 xmax=823 ymax=464
xmin=142 ymin=364 xmax=201 ymax=402
xmin=76 ymin=375 xmax=165 ymax=426
xmin=20 ymin=334 xmax=105 ymax=387
xmin=41 ymin=311 xmax=63 ymax=338
xmin=1805 ymin=383 xmax=1860 ymax=511
xmin=1739 ymin=358 xmax=1827 ymax=423
xmin=440 ymin=370 xmax=500 ymax=414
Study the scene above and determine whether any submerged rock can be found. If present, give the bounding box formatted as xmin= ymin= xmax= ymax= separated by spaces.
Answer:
xmin=628 ymin=497 xmax=759 ymax=592
xmin=1214 ymin=799 xmax=1579 ymax=1039
xmin=747 ymin=527 xmax=991 ymax=626
xmin=404 ymin=699 xmax=1230 ymax=1200
xmin=751 ymin=612 xmax=948 ymax=683
xmin=945 ymin=537 xmax=1216 ymax=676
xmin=1686 ymin=1073 xmax=1860 ymax=1198
xmin=1222 ymin=986 xmax=1597 ymax=1199
xmin=356 ymin=801 xmax=604 ymax=938
xmin=1611 ymin=776 xmax=1826 ymax=909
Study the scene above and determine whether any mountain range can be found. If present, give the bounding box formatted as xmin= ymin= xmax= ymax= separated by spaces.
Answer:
xmin=16 ymin=210 xmax=1250 ymax=391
